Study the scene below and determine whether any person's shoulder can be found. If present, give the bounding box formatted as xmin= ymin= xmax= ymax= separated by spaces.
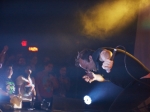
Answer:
xmin=16 ymin=75 xmax=25 ymax=83
xmin=16 ymin=75 xmax=25 ymax=85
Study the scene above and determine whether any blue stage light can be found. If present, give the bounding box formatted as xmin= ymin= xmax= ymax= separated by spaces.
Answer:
xmin=84 ymin=95 xmax=92 ymax=105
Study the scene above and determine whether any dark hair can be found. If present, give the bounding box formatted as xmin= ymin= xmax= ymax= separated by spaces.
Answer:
xmin=1 ymin=65 xmax=13 ymax=75
xmin=23 ymin=65 xmax=32 ymax=78
xmin=75 ymin=49 xmax=94 ymax=67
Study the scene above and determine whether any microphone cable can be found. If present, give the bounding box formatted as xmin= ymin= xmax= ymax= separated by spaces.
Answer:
xmin=103 ymin=45 xmax=150 ymax=87
xmin=116 ymin=45 xmax=150 ymax=87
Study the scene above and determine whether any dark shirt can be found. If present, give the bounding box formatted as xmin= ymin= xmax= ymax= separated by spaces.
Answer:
xmin=36 ymin=71 xmax=58 ymax=98
xmin=92 ymin=48 xmax=150 ymax=88
xmin=0 ymin=75 xmax=15 ymax=102
xmin=0 ymin=75 xmax=15 ymax=95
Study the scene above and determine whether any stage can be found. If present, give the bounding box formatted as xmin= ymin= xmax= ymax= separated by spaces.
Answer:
xmin=1 ymin=96 xmax=150 ymax=112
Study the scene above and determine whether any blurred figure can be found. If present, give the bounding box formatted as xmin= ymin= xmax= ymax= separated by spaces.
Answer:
xmin=0 ymin=66 xmax=15 ymax=102
xmin=4 ymin=54 xmax=15 ymax=67
xmin=57 ymin=66 xmax=70 ymax=97
xmin=30 ymin=56 xmax=38 ymax=70
xmin=16 ymin=66 xmax=36 ymax=101
xmin=38 ymin=56 xmax=51 ymax=72
xmin=15 ymin=53 xmax=23 ymax=62
xmin=29 ymin=56 xmax=38 ymax=77
xmin=36 ymin=62 xmax=58 ymax=109
xmin=18 ymin=57 xmax=26 ymax=66
xmin=0 ymin=46 xmax=8 ymax=69
xmin=13 ymin=57 xmax=26 ymax=81
xmin=43 ymin=56 xmax=50 ymax=64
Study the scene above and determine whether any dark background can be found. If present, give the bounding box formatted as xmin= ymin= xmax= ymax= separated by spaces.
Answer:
xmin=0 ymin=0 xmax=138 ymax=110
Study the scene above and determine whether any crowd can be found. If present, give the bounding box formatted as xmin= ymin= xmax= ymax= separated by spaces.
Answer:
xmin=0 ymin=46 xmax=71 ymax=109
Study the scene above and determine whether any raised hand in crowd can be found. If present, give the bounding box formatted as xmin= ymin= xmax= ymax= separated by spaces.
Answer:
xmin=0 ymin=45 xmax=9 ymax=68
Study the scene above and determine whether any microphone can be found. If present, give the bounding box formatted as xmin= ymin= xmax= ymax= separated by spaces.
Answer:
xmin=110 ymin=48 xmax=117 ymax=60
xmin=106 ymin=48 xmax=117 ymax=73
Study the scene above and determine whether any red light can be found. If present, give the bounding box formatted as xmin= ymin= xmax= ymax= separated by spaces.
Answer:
xmin=21 ymin=41 xmax=27 ymax=46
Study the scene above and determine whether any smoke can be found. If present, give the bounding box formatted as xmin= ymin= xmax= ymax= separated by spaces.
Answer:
xmin=79 ymin=0 xmax=149 ymax=38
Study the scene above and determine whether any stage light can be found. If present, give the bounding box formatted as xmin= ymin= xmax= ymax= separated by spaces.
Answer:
xmin=28 ymin=47 xmax=38 ymax=52
xmin=21 ymin=40 xmax=27 ymax=47
xmin=83 ymin=95 xmax=92 ymax=105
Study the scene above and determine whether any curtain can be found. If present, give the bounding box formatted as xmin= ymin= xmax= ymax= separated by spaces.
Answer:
xmin=134 ymin=3 xmax=150 ymax=70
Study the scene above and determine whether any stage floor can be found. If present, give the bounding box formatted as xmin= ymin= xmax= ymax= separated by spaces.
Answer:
xmin=2 ymin=108 xmax=149 ymax=112
xmin=1 ymin=109 xmax=109 ymax=112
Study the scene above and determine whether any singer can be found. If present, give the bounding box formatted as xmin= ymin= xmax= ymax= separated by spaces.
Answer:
xmin=75 ymin=47 xmax=150 ymax=111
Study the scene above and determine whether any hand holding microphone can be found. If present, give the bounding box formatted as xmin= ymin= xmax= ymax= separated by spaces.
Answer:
xmin=102 ymin=59 xmax=113 ymax=73
xmin=102 ymin=49 xmax=117 ymax=73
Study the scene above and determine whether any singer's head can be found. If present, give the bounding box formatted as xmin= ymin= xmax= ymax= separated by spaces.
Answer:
xmin=75 ymin=48 xmax=113 ymax=72
xmin=75 ymin=49 xmax=97 ymax=72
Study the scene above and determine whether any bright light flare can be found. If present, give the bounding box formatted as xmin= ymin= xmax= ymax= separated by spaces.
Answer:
xmin=84 ymin=95 xmax=92 ymax=105
xmin=28 ymin=47 xmax=38 ymax=52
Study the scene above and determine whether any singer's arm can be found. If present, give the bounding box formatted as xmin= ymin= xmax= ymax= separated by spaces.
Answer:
xmin=83 ymin=72 xmax=105 ymax=83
